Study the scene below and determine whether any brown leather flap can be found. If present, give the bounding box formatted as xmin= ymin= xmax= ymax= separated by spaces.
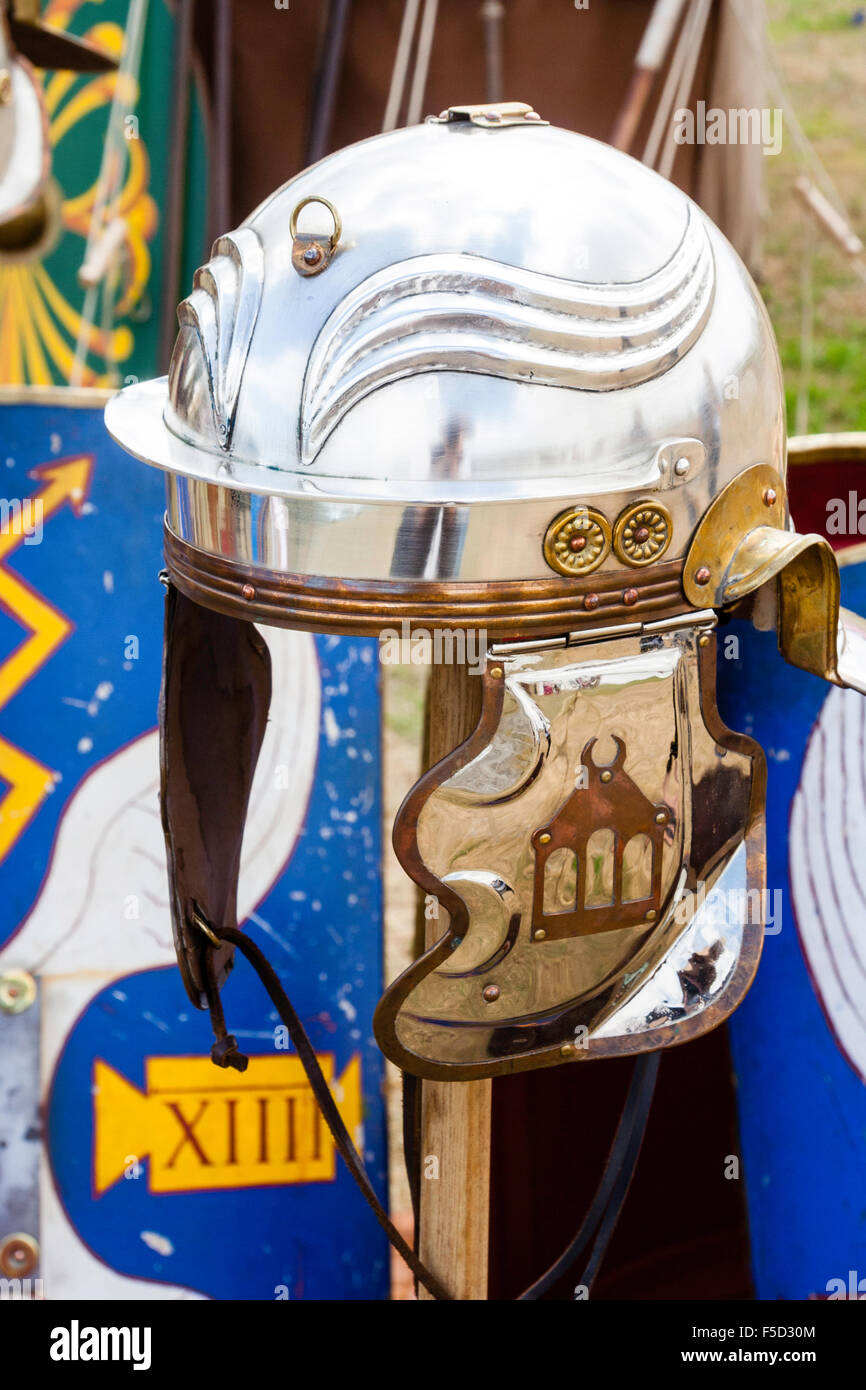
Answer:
xmin=160 ymin=586 xmax=272 ymax=1007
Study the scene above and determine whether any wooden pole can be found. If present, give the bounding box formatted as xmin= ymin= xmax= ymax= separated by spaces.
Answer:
xmin=609 ymin=0 xmax=688 ymax=151
xmin=417 ymin=661 xmax=490 ymax=1300
xmin=794 ymin=176 xmax=864 ymax=260
xmin=159 ymin=0 xmax=194 ymax=373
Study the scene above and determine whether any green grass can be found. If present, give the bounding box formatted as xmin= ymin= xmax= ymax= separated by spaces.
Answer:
xmin=768 ymin=0 xmax=863 ymax=39
xmin=761 ymin=0 xmax=866 ymax=433
xmin=383 ymin=664 xmax=427 ymax=740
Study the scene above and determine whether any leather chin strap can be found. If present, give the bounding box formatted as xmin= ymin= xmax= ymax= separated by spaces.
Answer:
xmin=200 ymin=917 xmax=660 ymax=1302
xmin=160 ymin=583 xmax=660 ymax=1301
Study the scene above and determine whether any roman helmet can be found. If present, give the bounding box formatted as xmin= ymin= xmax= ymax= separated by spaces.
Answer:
xmin=105 ymin=101 xmax=866 ymax=1084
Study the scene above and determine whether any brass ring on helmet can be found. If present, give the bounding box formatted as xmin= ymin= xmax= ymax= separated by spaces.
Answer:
xmin=289 ymin=195 xmax=342 ymax=250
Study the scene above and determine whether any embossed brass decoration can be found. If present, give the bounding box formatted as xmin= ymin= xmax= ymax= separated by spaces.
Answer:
xmin=530 ymin=737 xmax=666 ymax=941
xmin=613 ymin=500 xmax=672 ymax=567
xmin=375 ymin=619 xmax=767 ymax=1079
xmin=543 ymin=506 xmax=611 ymax=577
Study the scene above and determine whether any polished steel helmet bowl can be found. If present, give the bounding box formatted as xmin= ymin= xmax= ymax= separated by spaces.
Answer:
xmin=106 ymin=100 xmax=796 ymax=642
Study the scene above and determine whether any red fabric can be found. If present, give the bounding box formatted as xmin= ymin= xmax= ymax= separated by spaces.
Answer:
xmin=489 ymin=1026 xmax=753 ymax=1301
xmin=788 ymin=457 xmax=866 ymax=553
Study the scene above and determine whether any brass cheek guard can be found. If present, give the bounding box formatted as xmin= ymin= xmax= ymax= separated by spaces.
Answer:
xmin=684 ymin=462 xmax=866 ymax=691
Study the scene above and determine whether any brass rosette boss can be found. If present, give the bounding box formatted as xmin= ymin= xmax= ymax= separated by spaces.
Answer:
xmin=612 ymin=500 xmax=673 ymax=567
xmin=543 ymin=505 xmax=612 ymax=577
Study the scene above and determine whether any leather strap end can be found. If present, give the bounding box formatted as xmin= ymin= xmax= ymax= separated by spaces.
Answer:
xmin=210 ymin=1035 xmax=249 ymax=1072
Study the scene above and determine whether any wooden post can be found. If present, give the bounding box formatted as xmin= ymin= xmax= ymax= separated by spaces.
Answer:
xmin=609 ymin=0 xmax=688 ymax=151
xmin=417 ymin=661 xmax=490 ymax=1299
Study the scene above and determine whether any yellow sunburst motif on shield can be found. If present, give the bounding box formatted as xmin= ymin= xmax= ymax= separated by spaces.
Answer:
xmin=0 ymin=0 xmax=158 ymax=386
